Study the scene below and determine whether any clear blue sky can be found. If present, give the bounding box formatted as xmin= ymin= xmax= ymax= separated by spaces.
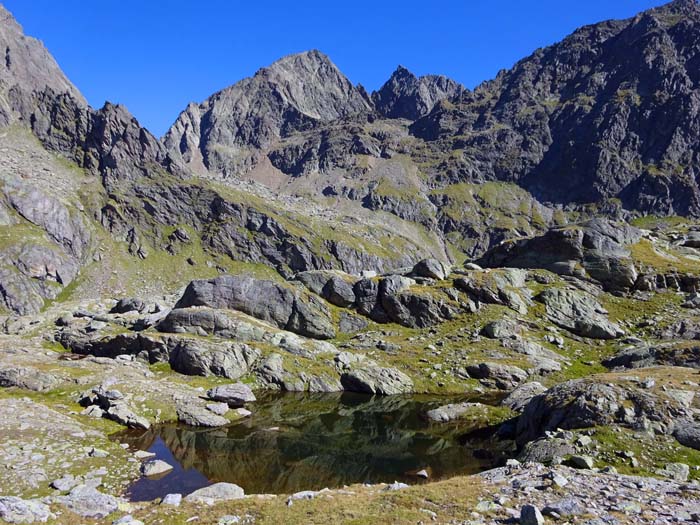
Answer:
xmin=4 ymin=0 xmax=667 ymax=137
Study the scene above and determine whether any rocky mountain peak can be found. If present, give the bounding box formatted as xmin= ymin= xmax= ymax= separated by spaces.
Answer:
xmin=162 ymin=49 xmax=373 ymax=176
xmin=372 ymin=65 xmax=464 ymax=121
xmin=0 ymin=3 xmax=86 ymax=126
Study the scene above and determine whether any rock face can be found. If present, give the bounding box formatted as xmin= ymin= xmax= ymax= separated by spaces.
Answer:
xmin=175 ymin=275 xmax=335 ymax=339
xmin=372 ymin=66 xmax=464 ymax=121
xmin=536 ymin=288 xmax=623 ymax=339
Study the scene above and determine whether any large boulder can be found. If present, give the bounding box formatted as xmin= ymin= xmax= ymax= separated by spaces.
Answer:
xmin=0 ymin=366 xmax=58 ymax=392
xmin=157 ymin=307 xmax=269 ymax=341
xmin=168 ymin=340 xmax=260 ymax=379
xmin=176 ymin=403 xmax=229 ymax=427
xmin=410 ymin=258 xmax=451 ymax=280
xmin=175 ymin=275 xmax=335 ymax=339
xmin=338 ymin=355 xmax=414 ymax=395
xmin=0 ymin=497 xmax=52 ymax=524
xmin=466 ymin=362 xmax=528 ymax=390
xmin=454 ymin=269 xmax=530 ymax=314
xmin=477 ymin=219 xmax=641 ymax=291
xmin=536 ymin=288 xmax=623 ymax=339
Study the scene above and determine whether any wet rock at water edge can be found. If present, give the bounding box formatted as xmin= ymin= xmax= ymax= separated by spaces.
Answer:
xmin=206 ymin=383 xmax=256 ymax=407
xmin=141 ymin=459 xmax=174 ymax=477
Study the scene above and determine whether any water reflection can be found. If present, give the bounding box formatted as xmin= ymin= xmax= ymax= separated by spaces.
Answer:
xmin=119 ymin=391 xmax=511 ymax=500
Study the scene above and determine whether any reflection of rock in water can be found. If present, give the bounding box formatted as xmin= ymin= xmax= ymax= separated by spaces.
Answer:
xmin=120 ymin=392 xmax=510 ymax=495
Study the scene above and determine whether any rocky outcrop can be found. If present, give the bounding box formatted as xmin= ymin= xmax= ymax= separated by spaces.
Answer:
xmin=515 ymin=378 xmax=690 ymax=446
xmin=603 ymin=343 xmax=700 ymax=370
xmin=478 ymin=220 xmax=641 ymax=291
xmin=175 ymin=275 xmax=335 ymax=339
xmin=536 ymin=288 xmax=623 ymax=339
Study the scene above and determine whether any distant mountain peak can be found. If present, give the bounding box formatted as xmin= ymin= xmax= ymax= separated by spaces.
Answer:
xmin=372 ymin=65 xmax=464 ymax=120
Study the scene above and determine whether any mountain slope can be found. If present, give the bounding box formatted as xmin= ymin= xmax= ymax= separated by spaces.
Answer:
xmin=411 ymin=0 xmax=700 ymax=214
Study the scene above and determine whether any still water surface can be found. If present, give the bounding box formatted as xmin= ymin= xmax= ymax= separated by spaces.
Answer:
xmin=118 ymin=391 xmax=509 ymax=500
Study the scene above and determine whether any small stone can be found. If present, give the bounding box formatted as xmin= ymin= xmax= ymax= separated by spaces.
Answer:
xmin=89 ymin=447 xmax=109 ymax=458
xmin=112 ymin=515 xmax=144 ymax=525
xmin=206 ymin=403 xmax=229 ymax=416
xmin=234 ymin=408 xmax=252 ymax=418
xmin=133 ymin=450 xmax=156 ymax=460
xmin=161 ymin=494 xmax=182 ymax=506
xmin=568 ymin=455 xmax=594 ymax=469
xmin=141 ymin=460 xmax=174 ymax=477
xmin=415 ymin=469 xmax=429 ymax=479
xmin=51 ymin=475 xmax=78 ymax=492
xmin=383 ymin=482 xmax=409 ymax=491
xmin=184 ymin=483 xmax=245 ymax=504
xmin=662 ymin=462 xmax=690 ymax=482
xmin=520 ymin=504 xmax=545 ymax=525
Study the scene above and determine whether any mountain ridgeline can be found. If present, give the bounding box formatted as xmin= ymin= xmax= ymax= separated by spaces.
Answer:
xmin=1 ymin=0 xmax=700 ymax=315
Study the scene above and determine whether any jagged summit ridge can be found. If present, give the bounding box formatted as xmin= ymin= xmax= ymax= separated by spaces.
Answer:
xmin=372 ymin=65 xmax=464 ymax=120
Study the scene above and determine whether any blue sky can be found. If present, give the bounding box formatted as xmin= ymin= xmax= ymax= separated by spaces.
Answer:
xmin=4 ymin=0 xmax=666 ymax=137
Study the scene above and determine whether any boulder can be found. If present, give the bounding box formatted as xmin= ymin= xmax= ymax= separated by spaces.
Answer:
xmin=157 ymin=307 xmax=267 ymax=340
xmin=141 ymin=460 xmax=174 ymax=477
xmin=321 ymin=276 xmax=356 ymax=307
xmin=0 ymin=497 xmax=52 ymax=524
xmin=536 ymin=288 xmax=623 ymax=339
xmin=0 ymin=366 xmax=58 ymax=392
xmin=501 ymin=382 xmax=547 ymax=413
xmin=110 ymin=298 xmax=145 ymax=314
xmin=603 ymin=344 xmax=700 ymax=370
xmin=176 ymin=403 xmax=229 ymax=427
xmin=183 ymin=483 xmax=245 ymax=504
xmin=478 ymin=219 xmax=641 ymax=291
xmin=168 ymin=339 xmax=260 ymax=379
xmin=481 ymin=319 xmax=521 ymax=339
xmin=466 ymin=362 xmax=528 ymax=390
xmin=56 ymin=485 xmax=119 ymax=519
xmin=175 ymin=275 xmax=335 ymax=339
xmin=673 ymin=419 xmax=700 ymax=450
xmin=206 ymin=383 xmax=256 ymax=407
xmin=410 ymin=258 xmax=451 ymax=280
xmin=517 ymin=437 xmax=576 ymax=464
xmin=339 ymin=362 xmax=413 ymax=395
xmin=454 ymin=269 xmax=530 ymax=314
